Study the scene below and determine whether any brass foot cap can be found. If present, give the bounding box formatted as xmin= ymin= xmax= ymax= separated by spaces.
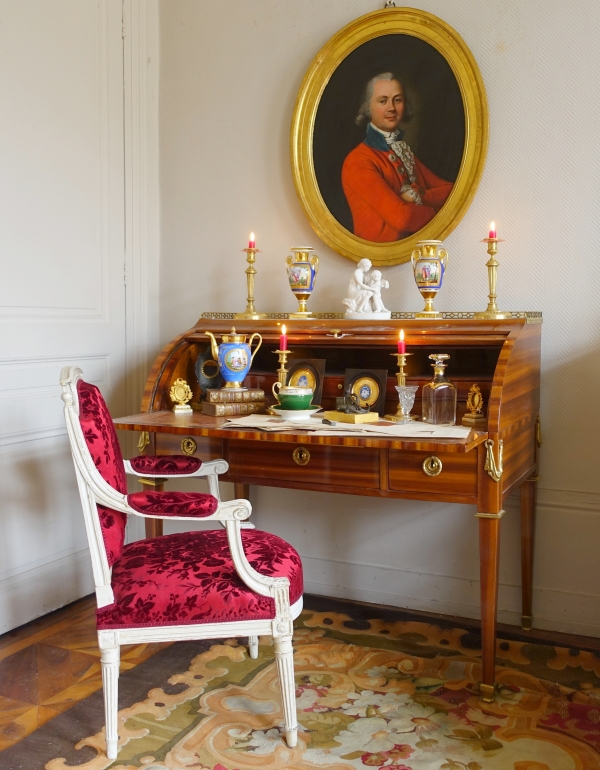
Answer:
xmin=479 ymin=683 xmax=495 ymax=703
xmin=521 ymin=615 xmax=533 ymax=631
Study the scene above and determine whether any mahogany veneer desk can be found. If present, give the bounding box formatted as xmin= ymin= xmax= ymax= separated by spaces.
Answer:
xmin=114 ymin=315 xmax=541 ymax=699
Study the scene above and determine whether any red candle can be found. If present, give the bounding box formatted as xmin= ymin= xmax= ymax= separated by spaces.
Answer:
xmin=280 ymin=324 xmax=288 ymax=351
xmin=398 ymin=329 xmax=406 ymax=354
xmin=488 ymin=221 xmax=497 ymax=239
xmin=248 ymin=232 xmax=256 ymax=249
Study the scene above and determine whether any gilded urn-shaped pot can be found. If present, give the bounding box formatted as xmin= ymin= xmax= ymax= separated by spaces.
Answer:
xmin=285 ymin=247 xmax=319 ymax=319
xmin=204 ymin=327 xmax=262 ymax=389
xmin=411 ymin=240 xmax=448 ymax=318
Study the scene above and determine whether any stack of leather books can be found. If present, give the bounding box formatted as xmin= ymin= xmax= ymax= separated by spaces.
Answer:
xmin=201 ymin=388 xmax=266 ymax=417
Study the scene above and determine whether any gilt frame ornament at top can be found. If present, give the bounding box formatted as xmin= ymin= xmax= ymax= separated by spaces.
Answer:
xmin=290 ymin=8 xmax=488 ymax=266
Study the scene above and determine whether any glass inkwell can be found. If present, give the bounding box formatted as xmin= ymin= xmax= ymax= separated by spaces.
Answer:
xmin=422 ymin=353 xmax=457 ymax=425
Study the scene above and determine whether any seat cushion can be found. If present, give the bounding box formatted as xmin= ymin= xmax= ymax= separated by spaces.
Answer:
xmin=129 ymin=454 xmax=202 ymax=475
xmin=97 ymin=529 xmax=303 ymax=629
xmin=127 ymin=490 xmax=218 ymax=517
xmin=77 ymin=379 xmax=127 ymax=566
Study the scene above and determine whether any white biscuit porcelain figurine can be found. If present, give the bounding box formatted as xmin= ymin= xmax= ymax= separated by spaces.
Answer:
xmin=342 ymin=258 xmax=391 ymax=319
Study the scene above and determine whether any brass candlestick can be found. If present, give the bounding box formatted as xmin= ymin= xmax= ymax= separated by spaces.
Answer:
xmin=385 ymin=352 xmax=417 ymax=422
xmin=474 ymin=238 xmax=511 ymax=320
xmin=269 ymin=348 xmax=292 ymax=412
xmin=273 ymin=348 xmax=292 ymax=388
xmin=235 ymin=247 xmax=268 ymax=320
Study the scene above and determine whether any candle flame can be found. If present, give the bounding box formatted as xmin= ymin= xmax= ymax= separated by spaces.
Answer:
xmin=400 ymin=329 xmax=404 ymax=341
xmin=489 ymin=221 xmax=495 ymax=232
xmin=281 ymin=324 xmax=286 ymax=335
xmin=250 ymin=232 xmax=255 ymax=241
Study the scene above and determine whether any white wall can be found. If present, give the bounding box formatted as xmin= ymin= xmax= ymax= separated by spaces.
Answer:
xmin=0 ymin=1 xmax=160 ymax=632
xmin=158 ymin=1 xmax=600 ymax=635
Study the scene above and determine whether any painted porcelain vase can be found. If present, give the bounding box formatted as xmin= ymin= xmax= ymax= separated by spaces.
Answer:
xmin=285 ymin=247 xmax=319 ymax=318
xmin=411 ymin=239 xmax=448 ymax=318
xmin=204 ymin=327 xmax=262 ymax=389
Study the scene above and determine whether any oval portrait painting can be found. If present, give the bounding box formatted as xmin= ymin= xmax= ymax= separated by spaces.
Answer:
xmin=291 ymin=9 xmax=488 ymax=265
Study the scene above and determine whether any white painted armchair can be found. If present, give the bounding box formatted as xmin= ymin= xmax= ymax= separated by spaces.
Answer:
xmin=60 ymin=366 xmax=302 ymax=760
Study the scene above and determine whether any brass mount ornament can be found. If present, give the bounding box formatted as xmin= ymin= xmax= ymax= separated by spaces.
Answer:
xmin=462 ymin=383 xmax=487 ymax=428
xmin=169 ymin=378 xmax=193 ymax=414
xmin=484 ymin=438 xmax=504 ymax=482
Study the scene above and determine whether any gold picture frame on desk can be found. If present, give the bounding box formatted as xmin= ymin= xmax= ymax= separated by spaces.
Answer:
xmin=290 ymin=8 xmax=488 ymax=266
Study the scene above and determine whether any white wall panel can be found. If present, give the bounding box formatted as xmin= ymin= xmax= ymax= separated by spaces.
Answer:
xmin=158 ymin=0 xmax=600 ymax=635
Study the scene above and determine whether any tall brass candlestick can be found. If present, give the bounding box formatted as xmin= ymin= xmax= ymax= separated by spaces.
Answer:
xmin=235 ymin=247 xmax=268 ymax=320
xmin=385 ymin=352 xmax=416 ymax=422
xmin=273 ymin=348 xmax=292 ymax=388
xmin=474 ymin=237 xmax=511 ymax=320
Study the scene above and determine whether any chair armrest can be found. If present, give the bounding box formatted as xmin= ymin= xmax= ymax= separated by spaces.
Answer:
xmin=124 ymin=456 xmax=228 ymax=478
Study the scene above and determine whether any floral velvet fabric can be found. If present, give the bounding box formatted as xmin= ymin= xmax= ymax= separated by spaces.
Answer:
xmin=97 ymin=529 xmax=303 ymax=629
xmin=127 ymin=491 xmax=217 ymax=517
xmin=129 ymin=455 xmax=202 ymax=475
xmin=77 ymin=380 xmax=128 ymax=567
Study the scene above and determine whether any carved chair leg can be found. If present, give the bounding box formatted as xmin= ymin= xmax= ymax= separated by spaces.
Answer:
xmin=273 ymin=634 xmax=297 ymax=748
xmin=99 ymin=634 xmax=120 ymax=760
xmin=248 ymin=635 xmax=259 ymax=659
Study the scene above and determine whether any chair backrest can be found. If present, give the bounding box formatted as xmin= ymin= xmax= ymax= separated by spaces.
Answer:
xmin=75 ymin=379 xmax=128 ymax=566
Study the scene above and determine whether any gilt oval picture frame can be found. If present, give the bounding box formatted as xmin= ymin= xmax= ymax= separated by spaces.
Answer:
xmin=290 ymin=8 xmax=488 ymax=266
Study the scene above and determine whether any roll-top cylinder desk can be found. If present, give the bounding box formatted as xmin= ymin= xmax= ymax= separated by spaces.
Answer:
xmin=114 ymin=314 xmax=541 ymax=700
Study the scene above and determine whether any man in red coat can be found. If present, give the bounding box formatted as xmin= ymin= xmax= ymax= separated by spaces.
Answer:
xmin=342 ymin=73 xmax=453 ymax=243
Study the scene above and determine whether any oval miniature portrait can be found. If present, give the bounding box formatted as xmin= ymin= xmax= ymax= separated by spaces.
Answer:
xmin=291 ymin=9 xmax=488 ymax=265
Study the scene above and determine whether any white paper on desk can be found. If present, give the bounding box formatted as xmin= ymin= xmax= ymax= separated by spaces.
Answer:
xmin=222 ymin=414 xmax=472 ymax=438
xmin=222 ymin=415 xmax=320 ymax=432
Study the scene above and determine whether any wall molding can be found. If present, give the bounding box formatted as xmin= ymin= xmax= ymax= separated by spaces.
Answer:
xmin=0 ymin=548 xmax=94 ymax=635
xmin=123 ymin=0 xmax=161 ymax=418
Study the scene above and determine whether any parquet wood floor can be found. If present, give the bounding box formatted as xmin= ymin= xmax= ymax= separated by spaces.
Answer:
xmin=0 ymin=596 xmax=170 ymax=751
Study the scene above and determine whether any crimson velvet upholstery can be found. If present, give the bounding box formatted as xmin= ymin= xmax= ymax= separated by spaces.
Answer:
xmin=127 ymin=491 xmax=218 ymax=517
xmin=77 ymin=380 xmax=129 ymax=566
xmin=97 ymin=529 xmax=303 ymax=629
xmin=129 ymin=455 xmax=202 ymax=475
xmin=77 ymin=380 xmax=217 ymax=565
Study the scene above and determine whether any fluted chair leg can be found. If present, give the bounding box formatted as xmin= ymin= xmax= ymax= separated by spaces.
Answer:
xmin=273 ymin=634 xmax=297 ymax=748
xmin=100 ymin=637 xmax=120 ymax=760
xmin=248 ymin=635 xmax=259 ymax=659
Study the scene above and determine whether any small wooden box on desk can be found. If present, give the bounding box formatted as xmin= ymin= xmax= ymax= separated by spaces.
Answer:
xmin=114 ymin=313 xmax=542 ymax=701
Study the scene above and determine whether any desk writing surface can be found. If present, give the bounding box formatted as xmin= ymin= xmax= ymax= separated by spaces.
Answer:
xmin=113 ymin=411 xmax=488 ymax=454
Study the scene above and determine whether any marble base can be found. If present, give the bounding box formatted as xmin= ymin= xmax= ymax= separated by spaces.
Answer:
xmin=344 ymin=311 xmax=391 ymax=320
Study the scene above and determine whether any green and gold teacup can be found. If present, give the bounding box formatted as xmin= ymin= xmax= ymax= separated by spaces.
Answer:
xmin=272 ymin=383 xmax=313 ymax=410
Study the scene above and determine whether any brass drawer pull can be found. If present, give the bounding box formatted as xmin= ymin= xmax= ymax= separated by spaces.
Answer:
xmin=181 ymin=437 xmax=197 ymax=456
xmin=423 ymin=455 xmax=442 ymax=476
xmin=292 ymin=446 xmax=310 ymax=466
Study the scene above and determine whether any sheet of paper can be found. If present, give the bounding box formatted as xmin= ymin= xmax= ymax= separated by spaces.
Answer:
xmin=222 ymin=414 xmax=473 ymax=439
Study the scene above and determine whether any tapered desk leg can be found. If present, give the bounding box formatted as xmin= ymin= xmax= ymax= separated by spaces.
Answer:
xmin=139 ymin=478 xmax=165 ymax=538
xmin=520 ymin=475 xmax=538 ymax=631
xmin=477 ymin=514 xmax=502 ymax=702
xmin=234 ymin=483 xmax=250 ymax=500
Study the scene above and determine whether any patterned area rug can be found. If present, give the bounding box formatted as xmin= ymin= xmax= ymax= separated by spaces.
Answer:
xmin=30 ymin=608 xmax=600 ymax=770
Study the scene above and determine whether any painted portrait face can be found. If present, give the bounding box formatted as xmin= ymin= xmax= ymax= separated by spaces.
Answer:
xmin=369 ymin=78 xmax=405 ymax=132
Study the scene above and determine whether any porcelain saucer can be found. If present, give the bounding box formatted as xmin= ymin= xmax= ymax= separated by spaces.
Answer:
xmin=270 ymin=405 xmax=323 ymax=421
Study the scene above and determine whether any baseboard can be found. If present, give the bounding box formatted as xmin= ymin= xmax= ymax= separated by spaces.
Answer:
xmin=0 ymin=549 xmax=94 ymax=634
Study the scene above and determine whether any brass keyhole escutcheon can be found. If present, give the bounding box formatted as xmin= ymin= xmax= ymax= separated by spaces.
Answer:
xmin=423 ymin=455 xmax=442 ymax=476
xmin=181 ymin=437 xmax=197 ymax=456
xmin=292 ymin=446 xmax=311 ymax=466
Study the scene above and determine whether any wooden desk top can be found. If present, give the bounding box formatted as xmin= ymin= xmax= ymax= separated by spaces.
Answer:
xmin=113 ymin=411 xmax=488 ymax=454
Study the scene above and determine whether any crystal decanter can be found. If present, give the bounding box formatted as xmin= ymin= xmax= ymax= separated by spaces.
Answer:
xmin=422 ymin=353 xmax=457 ymax=425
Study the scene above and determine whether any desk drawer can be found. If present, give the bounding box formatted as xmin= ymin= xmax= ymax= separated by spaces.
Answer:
xmin=155 ymin=434 xmax=224 ymax=461
xmin=228 ymin=440 xmax=380 ymax=490
xmin=389 ymin=449 xmax=478 ymax=497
